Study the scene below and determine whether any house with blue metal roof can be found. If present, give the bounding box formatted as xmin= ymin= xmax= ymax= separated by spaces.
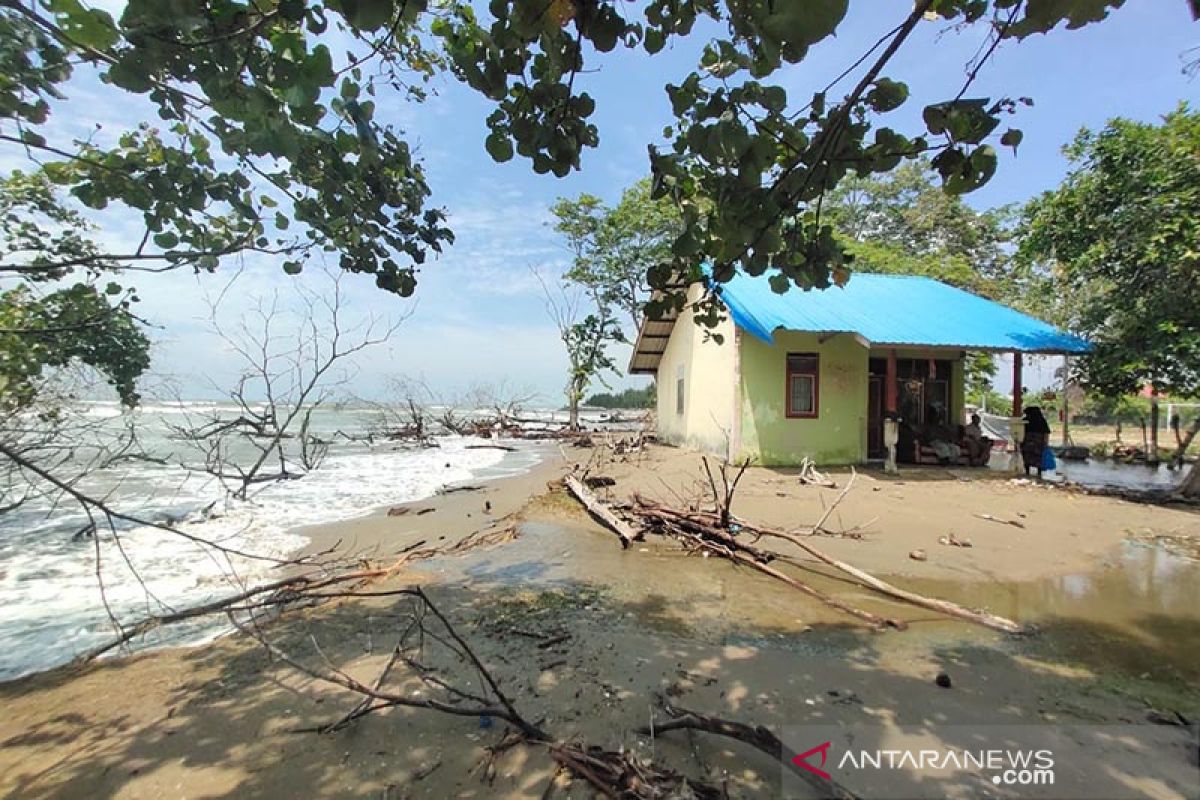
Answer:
xmin=629 ymin=272 xmax=1090 ymax=467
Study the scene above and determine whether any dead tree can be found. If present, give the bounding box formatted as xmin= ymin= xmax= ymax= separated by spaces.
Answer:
xmin=171 ymin=271 xmax=403 ymax=499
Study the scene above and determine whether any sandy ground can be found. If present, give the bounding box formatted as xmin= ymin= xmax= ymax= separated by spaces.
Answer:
xmin=2 ymin=443 xmax=1199 ymax=799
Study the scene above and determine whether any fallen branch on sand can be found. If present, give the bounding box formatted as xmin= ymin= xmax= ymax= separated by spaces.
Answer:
xmin=564 ymin=475 xmax=641 ymax=548
xmin=798 ymin=457 xmax=837 ymax=488
xmin=640 ymin=696 xmax=862 ymax=800
xmin=567 ymin=466 xmax=1026 ymax=635
xmin=437 ymin=484 xmax=483 ymax=495
xmin=76 ymin=524 xmax=521 ymax=663
xmin=237 ymin=586 xmax=729 ymax=798
xmin=974 ymin=513 xmax=1026 ymax=529
xmin=630 ymin=496 xmax=904 ymax=629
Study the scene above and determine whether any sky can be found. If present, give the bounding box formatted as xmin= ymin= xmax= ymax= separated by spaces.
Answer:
xmin=6 ymin=2 xmax=1199 ymax=403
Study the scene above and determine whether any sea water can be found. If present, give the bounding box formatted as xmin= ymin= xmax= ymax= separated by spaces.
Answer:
xmin=0 ymin=400 xmax=554 ymax=681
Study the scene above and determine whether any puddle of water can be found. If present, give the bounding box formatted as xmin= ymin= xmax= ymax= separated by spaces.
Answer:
xmin=902 ymin=541 xmax=1200 ymax=683
xmin=416 ymin=520 xmax=880 ymax=638
xmin=984 ymin=451 xmax=1188 ymax=491
xmin=1050 ymin=459 xmax=1186 ymax=491
xmin=420 ymin=521 xmax=1200 ymax=681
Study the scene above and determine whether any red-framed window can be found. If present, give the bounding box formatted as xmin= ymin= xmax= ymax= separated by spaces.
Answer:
xmin=786 ymin=353 xmax=819 ymax=418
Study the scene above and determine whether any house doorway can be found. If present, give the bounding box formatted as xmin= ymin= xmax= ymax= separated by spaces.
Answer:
xmin=867 ymin=375 xmax=884 ymax=459
xmin=868 ymin=357 xmax=955 ymax=462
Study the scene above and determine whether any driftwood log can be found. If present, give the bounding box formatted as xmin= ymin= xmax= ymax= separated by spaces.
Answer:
xmin=565 ymin=475 xmax=641 ymax=548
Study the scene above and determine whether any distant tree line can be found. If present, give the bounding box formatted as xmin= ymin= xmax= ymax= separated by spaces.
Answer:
xmin=584 ymin=384 xmax=656 ymax=410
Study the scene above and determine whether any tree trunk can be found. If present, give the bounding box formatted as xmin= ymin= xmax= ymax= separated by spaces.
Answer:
xmin=1149 ymin=397 xmax=1160 ymax=465
xmin=1172 ymin=416 xmax=1200 ymax=469
xmin=567 ymin=391 xmax=580 ymax=431
xmin=1179 ymin=459 xmax=1200 ymax=498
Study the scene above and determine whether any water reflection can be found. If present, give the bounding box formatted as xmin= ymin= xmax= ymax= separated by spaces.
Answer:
xmin=985 ymin=452 xmax=1186 ymax=491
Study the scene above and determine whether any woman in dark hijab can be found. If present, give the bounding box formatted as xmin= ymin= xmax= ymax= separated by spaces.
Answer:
xmin=1021 ymin=406 xmax=1051 ymax=476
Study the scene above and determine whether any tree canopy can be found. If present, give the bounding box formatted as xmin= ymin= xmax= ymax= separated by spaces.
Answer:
xmin=0 ymin=172 xmax=149 ymax=407
xmin=552 ymin=178 xmax=681 ymax=334
xmin=0 ymin=0 xmax=1132 ymax=405
xmin=822 ymin=159 xmax=1018 ymax=299
xmin=1020 ymin=104 xmax=1200 ymax=397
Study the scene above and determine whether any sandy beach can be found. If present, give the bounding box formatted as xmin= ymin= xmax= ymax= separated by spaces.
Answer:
xmin=2 ymin=444 xmax=1198 ymax=799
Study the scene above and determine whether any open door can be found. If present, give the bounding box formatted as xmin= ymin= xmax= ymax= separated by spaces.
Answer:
xmin=867 ymin=375 xmax=884 ymax=459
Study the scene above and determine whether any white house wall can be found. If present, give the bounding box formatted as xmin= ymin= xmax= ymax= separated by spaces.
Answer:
xmin=655 ymin=284 xmax=738 ymax=458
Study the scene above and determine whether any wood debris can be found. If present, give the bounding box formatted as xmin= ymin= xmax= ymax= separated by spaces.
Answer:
xmin=565 ymin=466 xmax=1026 ymax=634
xmin=974 ymin=513 xmax=1026 ymax=528
xmin=798 ymin=457 xmax=837 ymax=488
xmin=564 ymin=475 xmax=641 ymax=548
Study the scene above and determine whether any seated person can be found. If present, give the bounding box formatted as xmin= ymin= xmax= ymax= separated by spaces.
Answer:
xmin=922 ymin=418 xmax=962 ymax=465
xmin=961 ymin=413 xmax=994 ymax=466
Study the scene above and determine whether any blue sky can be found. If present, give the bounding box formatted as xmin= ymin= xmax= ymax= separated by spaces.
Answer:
xmin=8 ymin=2 xmax=1199 ymax=402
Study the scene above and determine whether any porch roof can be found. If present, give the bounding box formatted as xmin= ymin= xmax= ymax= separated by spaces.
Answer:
xmin=722 ymin=272 xmax=1089 ymax=353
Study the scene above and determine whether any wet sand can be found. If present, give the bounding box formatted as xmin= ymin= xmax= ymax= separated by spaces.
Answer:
xmin=2 ymin=444 xmax=1198 ymax=799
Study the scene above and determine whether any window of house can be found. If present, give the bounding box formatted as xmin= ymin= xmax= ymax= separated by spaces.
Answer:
xmin=786 ymin=353 xmax=819 ymax=418
xmin=675 ymin=364 xmax=685 ymax=416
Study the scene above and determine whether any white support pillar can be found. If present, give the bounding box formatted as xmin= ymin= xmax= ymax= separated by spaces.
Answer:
xmin=883 ymin=418 xmax=899 ymax=475
xmin=1010 ymin=418 xmax=1026 ymax=474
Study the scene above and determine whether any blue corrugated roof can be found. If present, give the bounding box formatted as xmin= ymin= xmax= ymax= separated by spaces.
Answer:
xmin=717 ymin=272 xmax=1091 ymax=353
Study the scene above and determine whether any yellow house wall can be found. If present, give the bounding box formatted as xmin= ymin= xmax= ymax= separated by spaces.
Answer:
xmin=737 ymin=331 xmax=869 ymax=465
xmin=655 ymin=287 xmax=737 ymax=457
xmin=655 ymin=310 xmax=968 ymax=464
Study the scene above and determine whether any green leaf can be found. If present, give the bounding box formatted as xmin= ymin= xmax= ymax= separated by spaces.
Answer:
xmin=282 ymin=260 xmax=303 ymax=275
xmin=644 ymin=28 xmax=666 ymax=54
xmin=768 ymin=273 xmax=791 ymax=294
xmin=485 ymin=132 xmax=514 ymax=162
xmin=51 ymin=1 xmax=119 ymax=50
xmin=153 ymin=231 xmax=179 ymax=249
xmin=279 ymin=0 xmax=306 ymax=21
xmin=760 ymin=0 xmax=848 ymax=49
xmin=20 ymin=130 xmax=46 ymax=148
xmin=305 ymin=45 xmax=335 ymax=86
xmin=923 ymin=99 xmax=999 ymax=144
xmin=866 ymin=78 xmax=908 ymax=113
xmin=107 ymin=57 xmax=153 ymax=93
xmin=1000 ymin=128 xmax=1024 ymax=154
xmin=337 ymin=0 xmax=395 ymax=32
xmin=760 ymin=85 xmax=787 ymax=114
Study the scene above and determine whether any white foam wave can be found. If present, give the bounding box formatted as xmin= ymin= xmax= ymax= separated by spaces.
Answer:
xmin=0 ymin=435 xmax=542 ymax=681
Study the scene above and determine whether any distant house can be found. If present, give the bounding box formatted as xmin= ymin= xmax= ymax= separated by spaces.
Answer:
xmin=629 ymin=273 xmax=1090 ymax=466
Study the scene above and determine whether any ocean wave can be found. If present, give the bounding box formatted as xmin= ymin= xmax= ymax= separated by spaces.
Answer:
xmin=0 ymin=433 xmax=542 ymax=681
